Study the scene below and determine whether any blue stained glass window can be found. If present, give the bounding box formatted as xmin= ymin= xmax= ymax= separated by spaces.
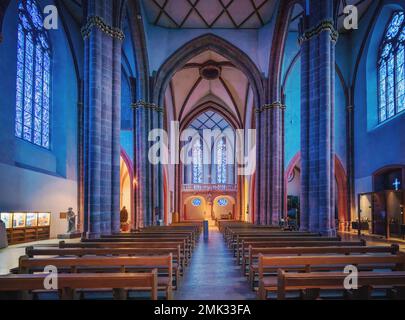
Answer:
xmin=15 ymin=0 xmax=51 ymax=148
xmin=218 ymin=198 xmax=228 ymax=207
xmin=378 ymin=11 xmax=405 ymax=123
xmin=192 ymin=139 xmax=203 ymax=184
xmin=216 ymin=138 xmax=227 ymax=184
xmin=192 ymin=199 xmax=202 ymax=207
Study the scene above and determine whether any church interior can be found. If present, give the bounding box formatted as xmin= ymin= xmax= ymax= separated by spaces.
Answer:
xmin=0 ymin=0 xmax=405 ymax=301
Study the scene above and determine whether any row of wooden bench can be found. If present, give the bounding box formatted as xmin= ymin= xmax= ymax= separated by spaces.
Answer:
xmin=220 ymin=221 xmax=405 ymax=300
xmin=0 ymin=223 xmax=202 ymax=300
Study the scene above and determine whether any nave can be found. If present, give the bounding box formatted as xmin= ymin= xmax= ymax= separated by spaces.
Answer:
xmin=1 ymin=221 xmax=405 ymax=300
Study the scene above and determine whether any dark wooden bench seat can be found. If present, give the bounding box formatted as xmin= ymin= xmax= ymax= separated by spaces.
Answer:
xmin=0 ymin=271 xmax=158 ymax=300
xmin=17 ymin=255 xmax=174 ymax=299
xmin=60 ymin=240 xmax=190 ymax=266
xmin=238 ymin=240 xmax=366 ymax=265
xmin=101 ymin=233 xmax=195 ymax=250
xmin=81 ymin=237 xmax=193 ymax=260
xmin=231 ymin=234 xmax=338 ymax=257
xmin=227 ymin=232 xmax=322 ymax=248
xmin=246 ymin=244 xmax=399 ymax=289
xmin=25 ymin=245 xmax=184 ymax=280
xmin=258 ymin=254 xmax=405 ymax=299
xmin=277 ymin=270 xmax=405 ymax=300
xmin=233 ymin=237 xmax=344 ymax=263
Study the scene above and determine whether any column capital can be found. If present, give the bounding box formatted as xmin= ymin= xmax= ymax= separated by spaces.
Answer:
xmin=298 ymin=20 xmax=339 ymax=44
xmin=81 ymin=16 xmax=125 ymax=41
xmin=256 ymin=101 xmax=286 ymax=113
xmin=131 ymin=100 xmax=164 ymax=114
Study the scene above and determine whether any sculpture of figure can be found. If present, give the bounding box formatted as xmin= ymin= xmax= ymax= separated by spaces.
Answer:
xmin=67 ymin=208 xmax=76 ymax=233
xmin=120 ymin=206 xmax=128 ymax=223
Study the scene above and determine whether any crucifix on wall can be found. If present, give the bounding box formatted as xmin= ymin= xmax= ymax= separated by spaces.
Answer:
xmin=393 ymin=178 xmax=401 ymax=191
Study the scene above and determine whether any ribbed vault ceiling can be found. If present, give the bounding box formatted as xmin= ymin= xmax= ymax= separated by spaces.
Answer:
xmin=141 ymin=0 xmax=277 ymax=29
xmin=165 ymin=50 xmax=253 ymax=126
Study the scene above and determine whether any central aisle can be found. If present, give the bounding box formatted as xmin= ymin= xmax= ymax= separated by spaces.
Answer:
xmin=174 ymin=227 xmax=256 ymax=300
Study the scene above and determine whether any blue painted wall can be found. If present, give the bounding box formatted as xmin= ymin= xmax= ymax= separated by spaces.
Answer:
xmin=283 ymin=32 xmax=348 ymax=171
xmin=0 ymin=0 xmax=78 ymax=237
xmin=351 ymin=0 xmax=405 ymax=208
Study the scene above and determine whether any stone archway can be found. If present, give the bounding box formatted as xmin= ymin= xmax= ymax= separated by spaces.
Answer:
xmin=285 ymin=152 xmax=349 ymax=231
xmin=120 ymin=149 xmax=134 ymax=230
xmin=153 ymin=33 xmax=265 ymax=108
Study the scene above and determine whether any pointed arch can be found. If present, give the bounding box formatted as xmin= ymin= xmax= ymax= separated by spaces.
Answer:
xmin=126 ymin=0 xmax=150 ymax=100
xmin=284 ymin=152 xmax=349 ymax=231
xmin=268 ymin=0 xmax=299 ymax=101
xmin=153 ymin=33 xmax=265 ymax=109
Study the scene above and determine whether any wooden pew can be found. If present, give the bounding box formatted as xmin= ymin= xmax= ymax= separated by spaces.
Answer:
xmin=0 ymin=271 xmax=158 ymax=300
xmin=61 ymin=240 xmax=190 ymax=266
xmin=222 ymin=224 xmax=281 ymax=239
xmin=18 ymin=255 xmax=174 ymax=300
xmin=227 ymin=231 xmax=321 ymax=248
xmin=102 ymin=232 xmax=195 ymax=250
xmin=25 ymin=246 xmax=183 ymax=285
xmin=138 ymin=230 xmax=197 ymax=244
xmin=82 ymin=237 xmax=193 ymax=260
xmin=257 ymin=254 xmax=405 ymax=299
xmin=141 ymin=226 xmax=201 ymax=237
xmin=233 ymin=236 xmax=342 ymax=262
xmin=246 ymin=244 xmax=399 ymax=289
xmin=240 ymin=240 xmax=366 ymax=266
xmin=230 ymin=233 xmax=327 ymax=254
xmin=277 ymin=270 xmax=405 ymax=300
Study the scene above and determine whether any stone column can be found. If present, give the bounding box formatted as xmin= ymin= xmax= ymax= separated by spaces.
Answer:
xmin=299 ymin=0 xmax=337 ymax=236
xmin=152 ymin=106 xmax=164 ymax=224
xmin=82 ymin=0 xmax=124 ymax=238
xmin=255 ymin=102 xmax=284 ymax=226
xmin=133 ymin=101 xmax=164 ymax=227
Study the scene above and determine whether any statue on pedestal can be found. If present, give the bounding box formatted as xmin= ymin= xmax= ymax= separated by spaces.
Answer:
xmin=58 ymin=208 xmax=80 ymax=240
xmin=0 ymin=219 xmax=7 ymax=249
xmin=67 ymin=208 xmax=76 ymax=233
xmin=120 ymin=206 xmax=129 ymax=232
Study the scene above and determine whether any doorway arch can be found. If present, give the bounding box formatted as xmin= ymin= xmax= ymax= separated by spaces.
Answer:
xmin=120 ymin=149 xmax=134 ymax=230
xmin=285 ymin=152 xmax=349 ymax=231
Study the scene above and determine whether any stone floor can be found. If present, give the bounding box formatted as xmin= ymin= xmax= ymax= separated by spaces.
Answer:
xmin=174 ymin=227 xmax=256 ymax=300
xmin=0 ymin=239 xmax=78 ymax=275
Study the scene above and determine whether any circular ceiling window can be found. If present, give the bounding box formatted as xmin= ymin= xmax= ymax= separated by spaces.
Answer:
xmin=218 ymin=198 xmax=228 ymax=206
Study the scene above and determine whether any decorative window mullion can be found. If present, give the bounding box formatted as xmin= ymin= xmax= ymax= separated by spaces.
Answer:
xmin=393 ymin=46 xmax=399 ymax=116
xmin=31 ymin=37 xmax=37 ymax=143
xmin=20 ymin=28 xmax=28 ymax=132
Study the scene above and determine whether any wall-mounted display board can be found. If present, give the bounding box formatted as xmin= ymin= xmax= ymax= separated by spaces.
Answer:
xmin=0 ymin=212 xmax=51 ymax=245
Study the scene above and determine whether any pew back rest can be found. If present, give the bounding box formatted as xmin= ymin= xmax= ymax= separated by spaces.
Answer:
xmin=258 ymin=253 xmax=405 ymax=278
xmin=26 ymin=246 xmax=181 ymax=261
xmin=59 ymin=241 xmax=185 ymax=251
xmin=250 ymin=244 xmax=399 ymax=260
xmin=0 ymin=271 xmax=159 ymax=300
xmin=277 ymin=270 xmax=405 ymax=299
xmin=19 ymin=255 xmax=173 ymax=286
xmin=243 ymin=240 xmax=366 ymax=249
